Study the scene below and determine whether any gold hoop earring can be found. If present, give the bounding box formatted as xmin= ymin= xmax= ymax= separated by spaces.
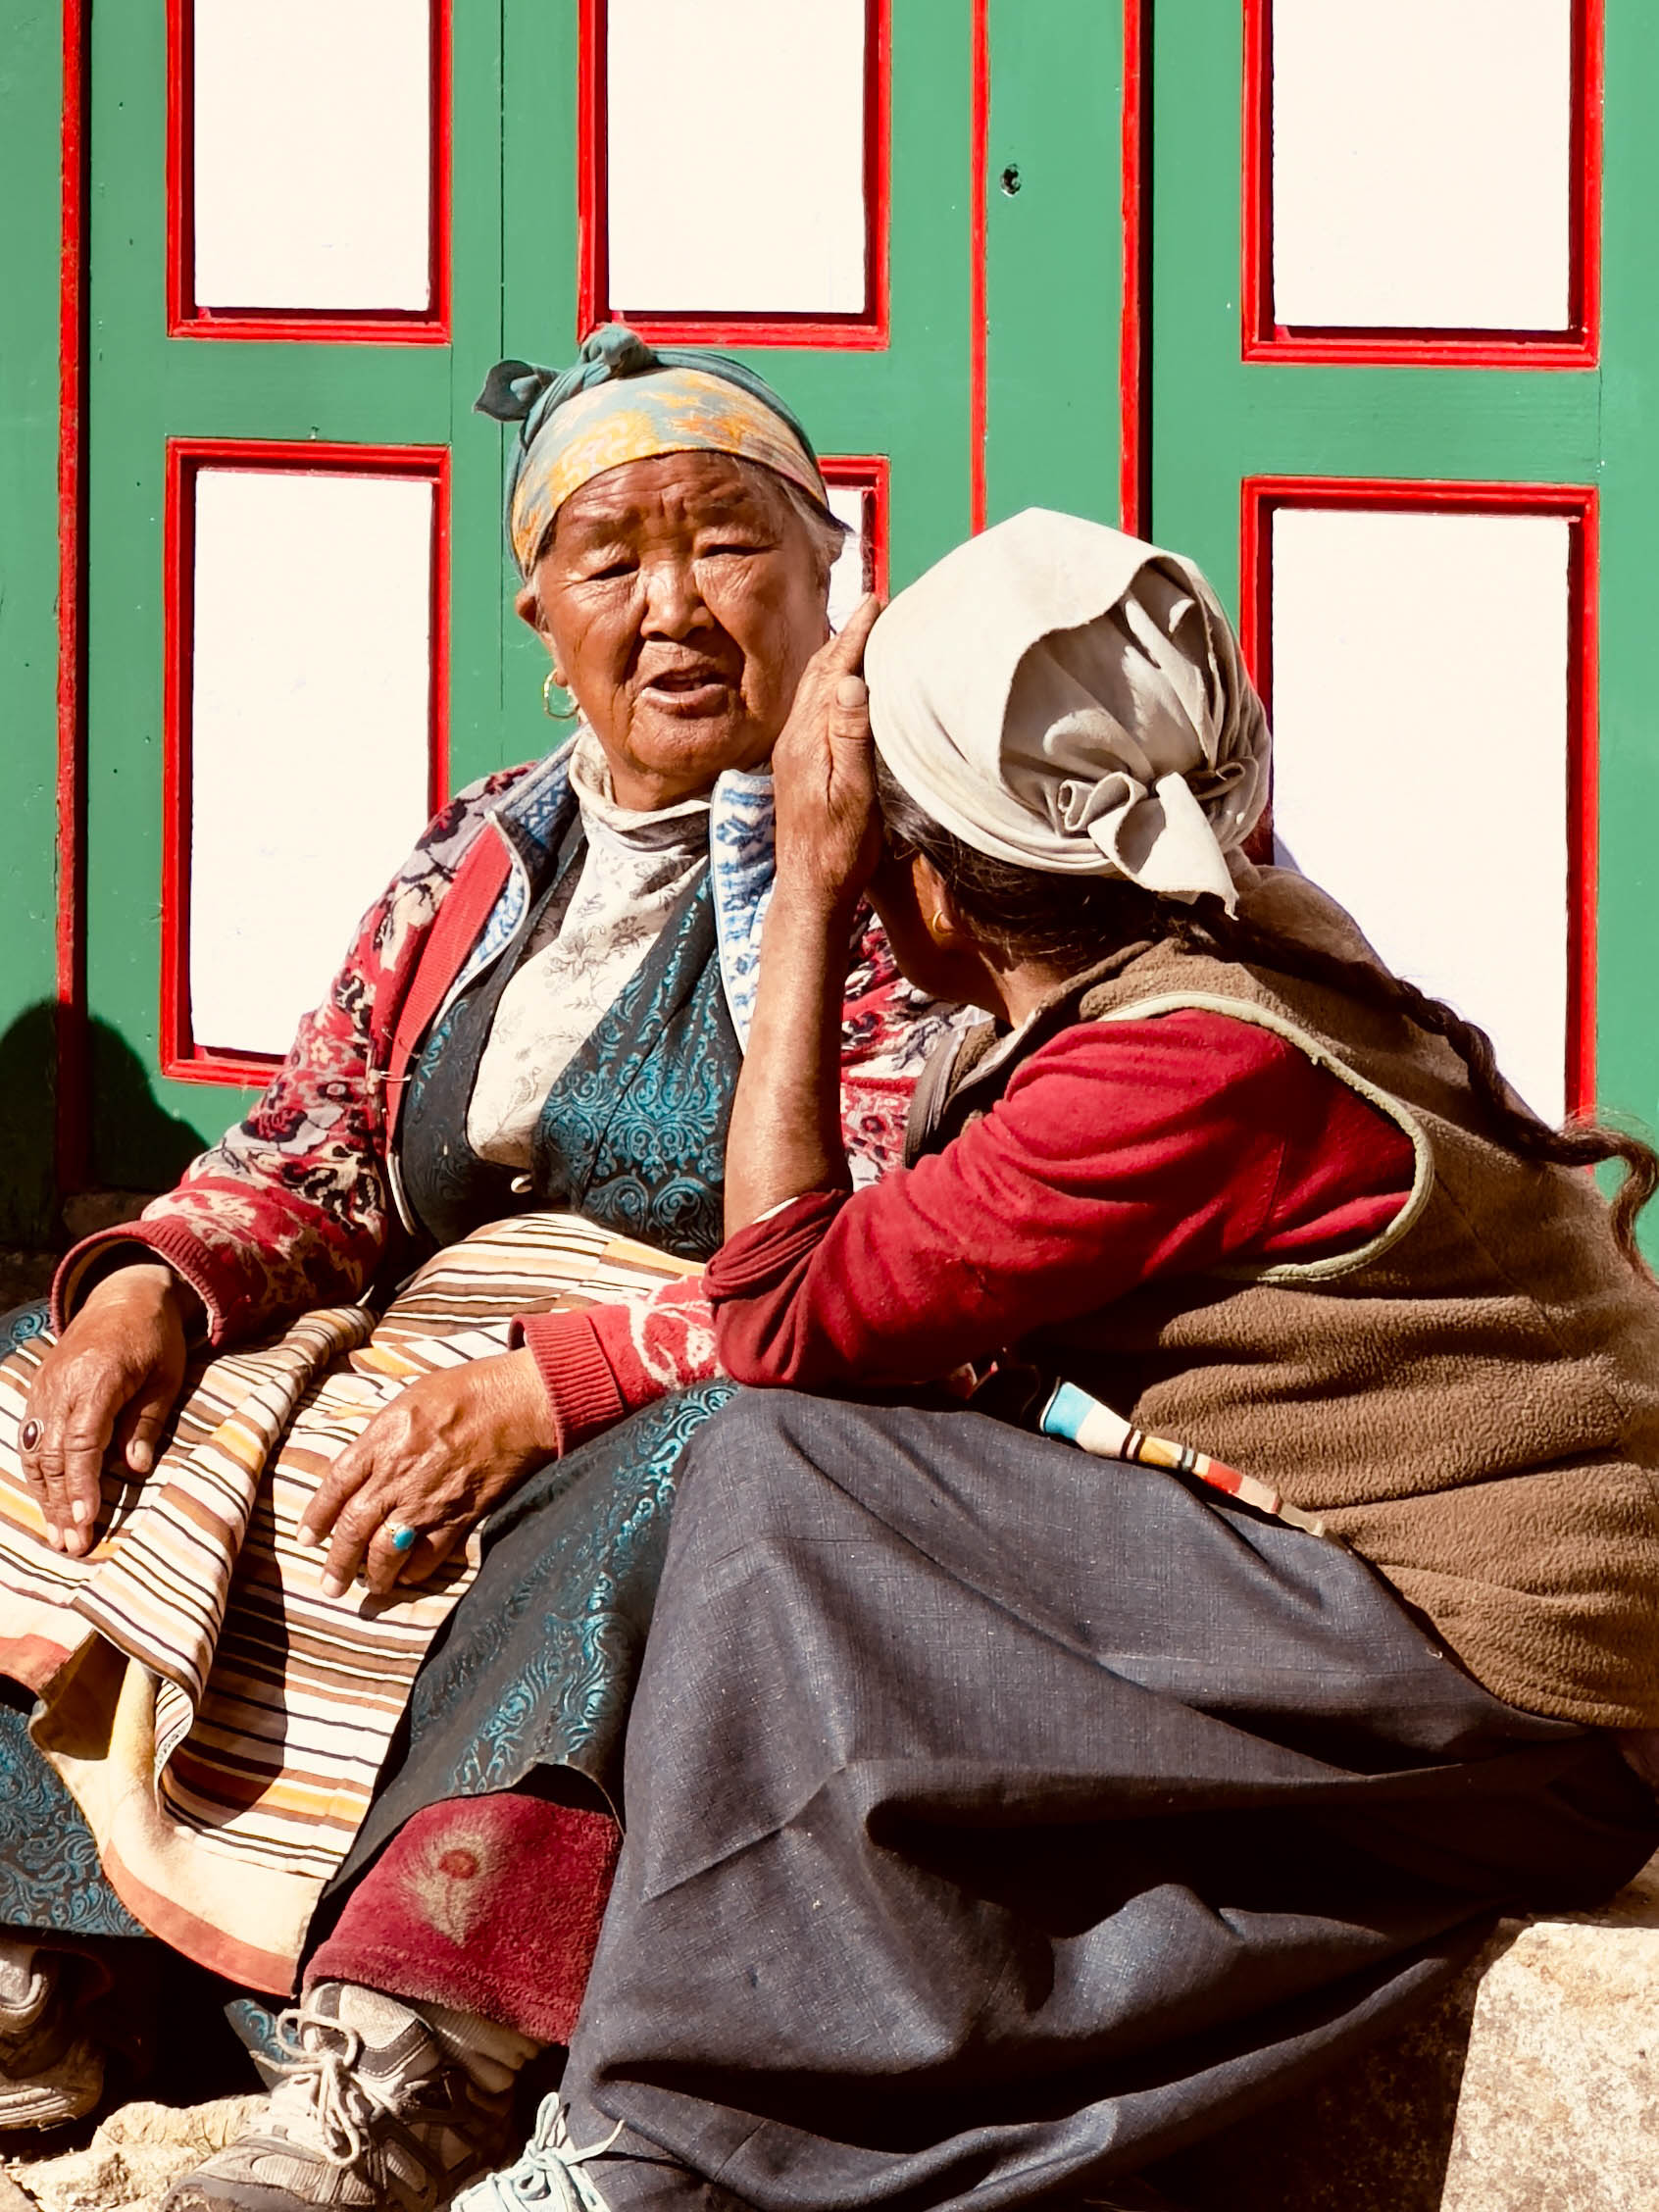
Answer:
xmin=542 ymin=671 xmax=579 ymax=724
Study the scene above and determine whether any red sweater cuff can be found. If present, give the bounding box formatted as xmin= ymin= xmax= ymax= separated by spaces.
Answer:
xmin=52 ymin=1221 xmax=232 ymax=1344
xmin=512 ymin=1310 xmax=628 ymax=1454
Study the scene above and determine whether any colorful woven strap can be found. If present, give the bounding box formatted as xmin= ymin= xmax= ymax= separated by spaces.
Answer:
xmin=1038 ymin=1379 xmax=1330 ymax=1538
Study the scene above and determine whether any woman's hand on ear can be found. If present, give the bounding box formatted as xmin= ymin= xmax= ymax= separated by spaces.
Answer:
xmin=724 ymin=597 xmax=882 ymax=1233
xmin=771 ymin=594 xmax=884 ymax=914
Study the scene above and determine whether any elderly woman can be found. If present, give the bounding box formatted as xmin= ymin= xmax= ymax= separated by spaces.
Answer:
xmin=0 ymin=329 xmax=949 ymax=2203
xmin=495 ymin=511 xmax=1659 ymax=2212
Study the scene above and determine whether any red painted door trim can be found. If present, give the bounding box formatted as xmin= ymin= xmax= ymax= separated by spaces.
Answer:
xmin=56 ymin=0 xmax=89 ymax=1192
xmin=1240 ymin=0 xmax=1602 ymax=370
xmin=578 ymin=0 xmax=891 ymax=350
xmin=820 ymin=452 xmax=891 ymax=598
xmin=165 ymin=0 xmax=453 ymax=345
xmin=1239 ymin=475 xmax=1599 ymax=1118
xmin=161 ymin=438 xmax=451 ymax=1088
xmin=968 ymin=0 xmax=988 ymax=530
xmin=1118 ymin=0 xmax=1149 ymax=533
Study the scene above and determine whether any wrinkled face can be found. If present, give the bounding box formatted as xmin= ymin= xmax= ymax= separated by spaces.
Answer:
xmin=518 ymin=450 xmax=830 ymax=809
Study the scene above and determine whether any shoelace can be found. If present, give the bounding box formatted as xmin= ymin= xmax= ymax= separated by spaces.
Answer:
xmin=269 ymin=2001 xmax=405 ymax=2176
xmin=455 ymin=2100 xmax=623 ymax=2212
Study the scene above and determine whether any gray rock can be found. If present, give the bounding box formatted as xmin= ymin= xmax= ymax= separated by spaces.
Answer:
xmin=4 ymin=2094 xmax=266 ymax=2212
xmin=1440 ymin=1886 xmax=1659 ymax=2210
xmin=1148 ymin=1849 xmax=1659 ymax=2209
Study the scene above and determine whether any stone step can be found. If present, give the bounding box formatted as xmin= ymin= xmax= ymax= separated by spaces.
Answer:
xmin=1154 ymin=1850 xmax=1659 ymax=2210
xmin=2 ymin=2096 xmax=267 ymax=2212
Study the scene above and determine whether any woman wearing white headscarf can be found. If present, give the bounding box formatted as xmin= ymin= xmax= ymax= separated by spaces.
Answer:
xmin=470 ymin=511 xmax=1659 ymax=2212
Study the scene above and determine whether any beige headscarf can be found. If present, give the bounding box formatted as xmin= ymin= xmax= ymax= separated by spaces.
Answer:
xmin=865 ymin=509 xmax=1270 ymax=910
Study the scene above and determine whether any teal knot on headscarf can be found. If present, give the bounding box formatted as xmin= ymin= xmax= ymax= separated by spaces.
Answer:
xmin=476 ymin=324 xmax=835 ymax=575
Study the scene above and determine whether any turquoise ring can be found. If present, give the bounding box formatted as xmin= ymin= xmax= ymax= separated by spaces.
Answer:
xmin=388 ymin=1523 xmax=419 ymax=1555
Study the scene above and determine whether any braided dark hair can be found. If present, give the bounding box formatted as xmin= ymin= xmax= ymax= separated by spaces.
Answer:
xmin=877 ymin=763 xmax=1659 ymax=1274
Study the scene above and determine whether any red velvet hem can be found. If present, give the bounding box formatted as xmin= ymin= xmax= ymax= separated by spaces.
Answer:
xmin=302 ymin=1936 xmax=584 ymax=2045
xmin=305 ymin=1792 xmax=621 ymax=2046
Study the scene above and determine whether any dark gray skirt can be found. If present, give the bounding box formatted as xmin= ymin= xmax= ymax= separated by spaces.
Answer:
xmin=559 ymin=1391 xmax=1659 ymax=2212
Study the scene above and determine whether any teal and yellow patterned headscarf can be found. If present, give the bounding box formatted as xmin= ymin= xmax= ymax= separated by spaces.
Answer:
xmin=476 ymin=325 xmax=838 ymax=576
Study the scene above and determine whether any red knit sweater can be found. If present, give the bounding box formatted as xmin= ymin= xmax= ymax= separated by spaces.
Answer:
xmin=705 ymin=1008 xmax=1415 ymax=1391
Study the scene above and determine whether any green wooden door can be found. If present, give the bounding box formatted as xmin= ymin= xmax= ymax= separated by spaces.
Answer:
xmin=494 ymin=0 xmax=984 ymax=789
xmin=83 ymin=3 xmax=506 ymax=1188
xmin=1143 ymin=0 xmax=1657 ymax=1208
xmin=80 ymin=0 xmax=1006 ymax=1191
xmin=87 ymin=2 xmax=1628 ymax=1214
xmin=0 ymin=4 xmax=70 ymax=1243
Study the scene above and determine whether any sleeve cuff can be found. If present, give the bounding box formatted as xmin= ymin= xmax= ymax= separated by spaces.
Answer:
xmin=51 ymin=1221 xmax=230 ymax=1343
xmin=512 ymin=1309 xmax=629 ymax=1454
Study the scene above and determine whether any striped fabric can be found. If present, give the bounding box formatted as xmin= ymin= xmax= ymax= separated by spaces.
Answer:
xmin=0 ymin=1214 xmax=698 ymax=1991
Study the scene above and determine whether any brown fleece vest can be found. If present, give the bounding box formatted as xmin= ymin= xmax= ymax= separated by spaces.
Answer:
xmin=914 ymin=865 xmax=1659 ymax=1728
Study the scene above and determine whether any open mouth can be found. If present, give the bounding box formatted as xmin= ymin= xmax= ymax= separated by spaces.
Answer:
xmin=638 ymin=667 xmax=733 ymax=713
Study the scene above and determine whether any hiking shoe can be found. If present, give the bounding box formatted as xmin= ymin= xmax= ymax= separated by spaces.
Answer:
xmin=157 ymin=1983 xmax=515 ymax=2212
xmin=0 ymin=1938 xmax=105 ymax=2132
xmin=453 ymin=2099 xmax=620 ymax=2212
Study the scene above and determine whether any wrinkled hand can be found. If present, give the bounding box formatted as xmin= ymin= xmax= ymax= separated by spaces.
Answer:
xmin=298 ymin=1350 xmax=558 ymax=1599
xmin=771 ymin=594 xmax=883 ymax=913
xmin=20 ymin=1264 xmax=192 ymax=1555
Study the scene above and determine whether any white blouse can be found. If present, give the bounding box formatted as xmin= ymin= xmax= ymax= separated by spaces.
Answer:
xmin=465 ymin=730 xmax=711 ymax=1169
